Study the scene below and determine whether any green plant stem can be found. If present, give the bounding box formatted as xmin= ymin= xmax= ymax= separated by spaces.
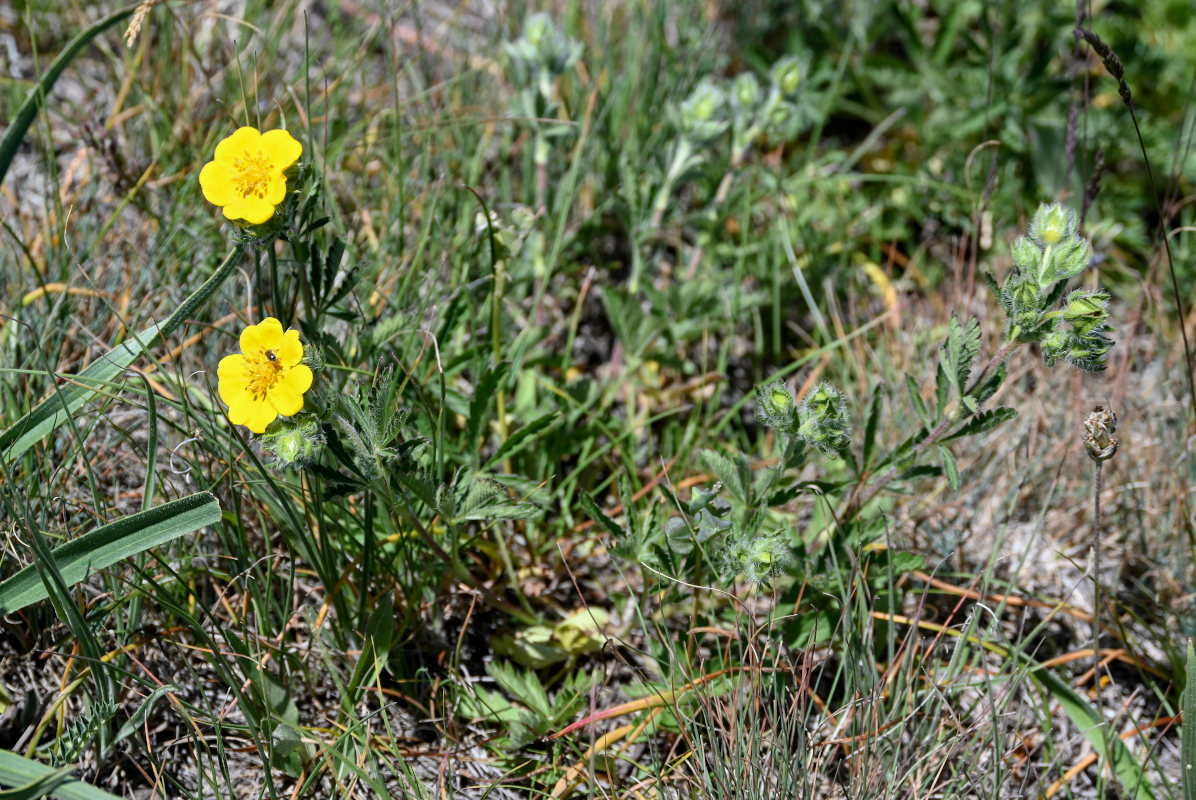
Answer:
xmin=843 ymin=339 xmax=1019 ymax=518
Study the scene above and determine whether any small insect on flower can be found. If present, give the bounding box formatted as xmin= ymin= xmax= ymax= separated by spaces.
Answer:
xmin=199 ymin=127 xmax=302 ymax=225
xmin=218 ymin=318 xmax=313 ymax=434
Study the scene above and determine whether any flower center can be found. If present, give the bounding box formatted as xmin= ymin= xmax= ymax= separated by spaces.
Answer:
xmin=233 ymin=150 xmax=274 ymax=200
xmin=245 ymin=352 xmax=284 ymax=401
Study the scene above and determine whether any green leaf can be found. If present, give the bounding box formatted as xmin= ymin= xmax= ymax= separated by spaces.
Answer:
xmin=943 ymin=407 xmax=1017 ymax=442
xmin=905 ymin=375 xmax=930 ymax=427
xmin=0 ymin=248 xmax=241 ymax=466
xmin=483 ymin=411 xmax=559 ymax=470
xmin=0 ymin=7 xmax=135 ymax=191
xmin=0 ymin=749 xmax=122 ymax=800
xmin=934 ymin=361 xmax=950 ymax=419
xmin=942 ymin=316 xmax=981 ymax=392
xmin=457 ymin=503 xmax=539 ymax=521
xmin=0 ymin=493 xmax=220 ymax=615
xmin=861 ymin=388 xmax=883 ymax=471
xmin=937 ymin=445 xmax=960 ymax=490
xmin=700 ymin=449 xmax=749 ymax=504
xmin=579 ymin=490 xmax=624 ymax=541
xmin=467 ymin=362 xmax=510 ymax=451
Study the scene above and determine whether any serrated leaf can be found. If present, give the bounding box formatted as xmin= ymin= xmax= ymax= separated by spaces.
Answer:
xmin=579 ymin=490 xmax=624 ymax=541
xmin=483 ymin=411 xmax=559 ymax=470
xmin=937 ymin=445 xmax=960 ymax=490
xmin=862 ymin=388 xmax=883 ymax=469
xmin=905 ymin=375 xmax=930 ymax=427
xmin=467 ymin=362 xmax=510 ymax=450
xmin=943 ymin=407 xmax=1017 ymax=442
xmin=700 ymin=449 xmax=748 ymax=504
xmin=943 ymin=316 xmax=981 ymax=391
xmin=934 ymin=361 xmax=950 ymax=419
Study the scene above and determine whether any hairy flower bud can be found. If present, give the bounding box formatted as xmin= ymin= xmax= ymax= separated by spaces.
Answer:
xmin=262 ymin=418 xmax=325 ymax=469
xmin=797 ymin=382 xmax=851 ymax=457
xmin=1061 ymin=289 xmax=1110 ymax=335
xmin=755 ymin=380 xmax=799 ymax=434
xmin=732 ymin=72 xmax=762 ymax=111
xmin=770 ymin=56 xmax=803 ymax=98
xmin=1028 ymin=202 xmax=1077 ymax=248
xmin=678 ymin=80 xmax=729 ymax=144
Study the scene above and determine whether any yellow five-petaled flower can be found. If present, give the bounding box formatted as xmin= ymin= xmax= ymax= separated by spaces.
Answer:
xmin=218 ymin=318 xmax=313 ymax=434
xmin=199 ymin=127 xmax=302 ymax=225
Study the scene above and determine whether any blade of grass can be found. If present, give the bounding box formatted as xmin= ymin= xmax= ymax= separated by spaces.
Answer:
xmin=0 ymin=492 xmax=221 ymax=615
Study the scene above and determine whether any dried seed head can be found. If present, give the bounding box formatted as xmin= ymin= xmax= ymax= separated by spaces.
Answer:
xmin=1083 ymin=405 xmax=1119 ymax=462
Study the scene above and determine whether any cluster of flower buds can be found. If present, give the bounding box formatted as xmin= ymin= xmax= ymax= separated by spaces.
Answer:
xmin=728 ymin=55 xmax=806 ymax=155
xmin=990 ymin=203 xmax=1113 ymax=372
xmin=717 ymin=529 xmax=790 ymax=586
xmin=755 ymin=379 xmax=851 ymax=457
xmin=504 ymin=13 xmax=582 ymax=118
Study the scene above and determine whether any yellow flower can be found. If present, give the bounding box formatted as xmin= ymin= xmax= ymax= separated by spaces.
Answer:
xmin=199 ymin=127 xmax=302 ymax=225
xmin=218 ymin=318 xmax=313 ymax=434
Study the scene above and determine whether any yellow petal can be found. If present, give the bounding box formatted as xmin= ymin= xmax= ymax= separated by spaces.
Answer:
xmin=262 ymin=174 xmax=288 ymax=207
xmin=280 ymin=363 xmax=313 ymax=395
xmin=275 ymin=330 xmax=304 ymax=365
xmin=240 ymin=318 xmax=282 ymax=353
xmin=268 ymin=383 xmax=305 ymax=416
xmin=214 ymin=126 xmax=261 ymax=163
xmin=199 ymin=161 xmax=238 ymax=207
xmin=217 ymin=355 xmax=249 ymax=403
xmin=223 ymin=197 xmax=276 ymax=225
xmin=261 ymin=129 xmax=302 ymax=170
xmin=253 ymin=318 xmax=286 ymax=349
xmin=244 ymin=403 xmax=278 ymax=434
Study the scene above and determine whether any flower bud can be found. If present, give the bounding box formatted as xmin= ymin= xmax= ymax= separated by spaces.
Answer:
xmin=755 ymin=380 xmax=799 ymax=434
xmin=770 ymin=56 xmax=803 ymax=98
xmin=677 ymin=80 xmax=729 ymax=144
xmin=262 ymin=418 xmax=325 ymax=469
xmin=797 ymin=382 xmax=851 ymax=457
xmin=1028 ymin=202 xmax=1077 ymax=247
xmin=1039 ymin=236 xmax=1093 ymax=287
xmin=732 ymin=72 xmax=762 ymax=111
xmin=1061 ymin=289 xmax=1110 ymax=335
